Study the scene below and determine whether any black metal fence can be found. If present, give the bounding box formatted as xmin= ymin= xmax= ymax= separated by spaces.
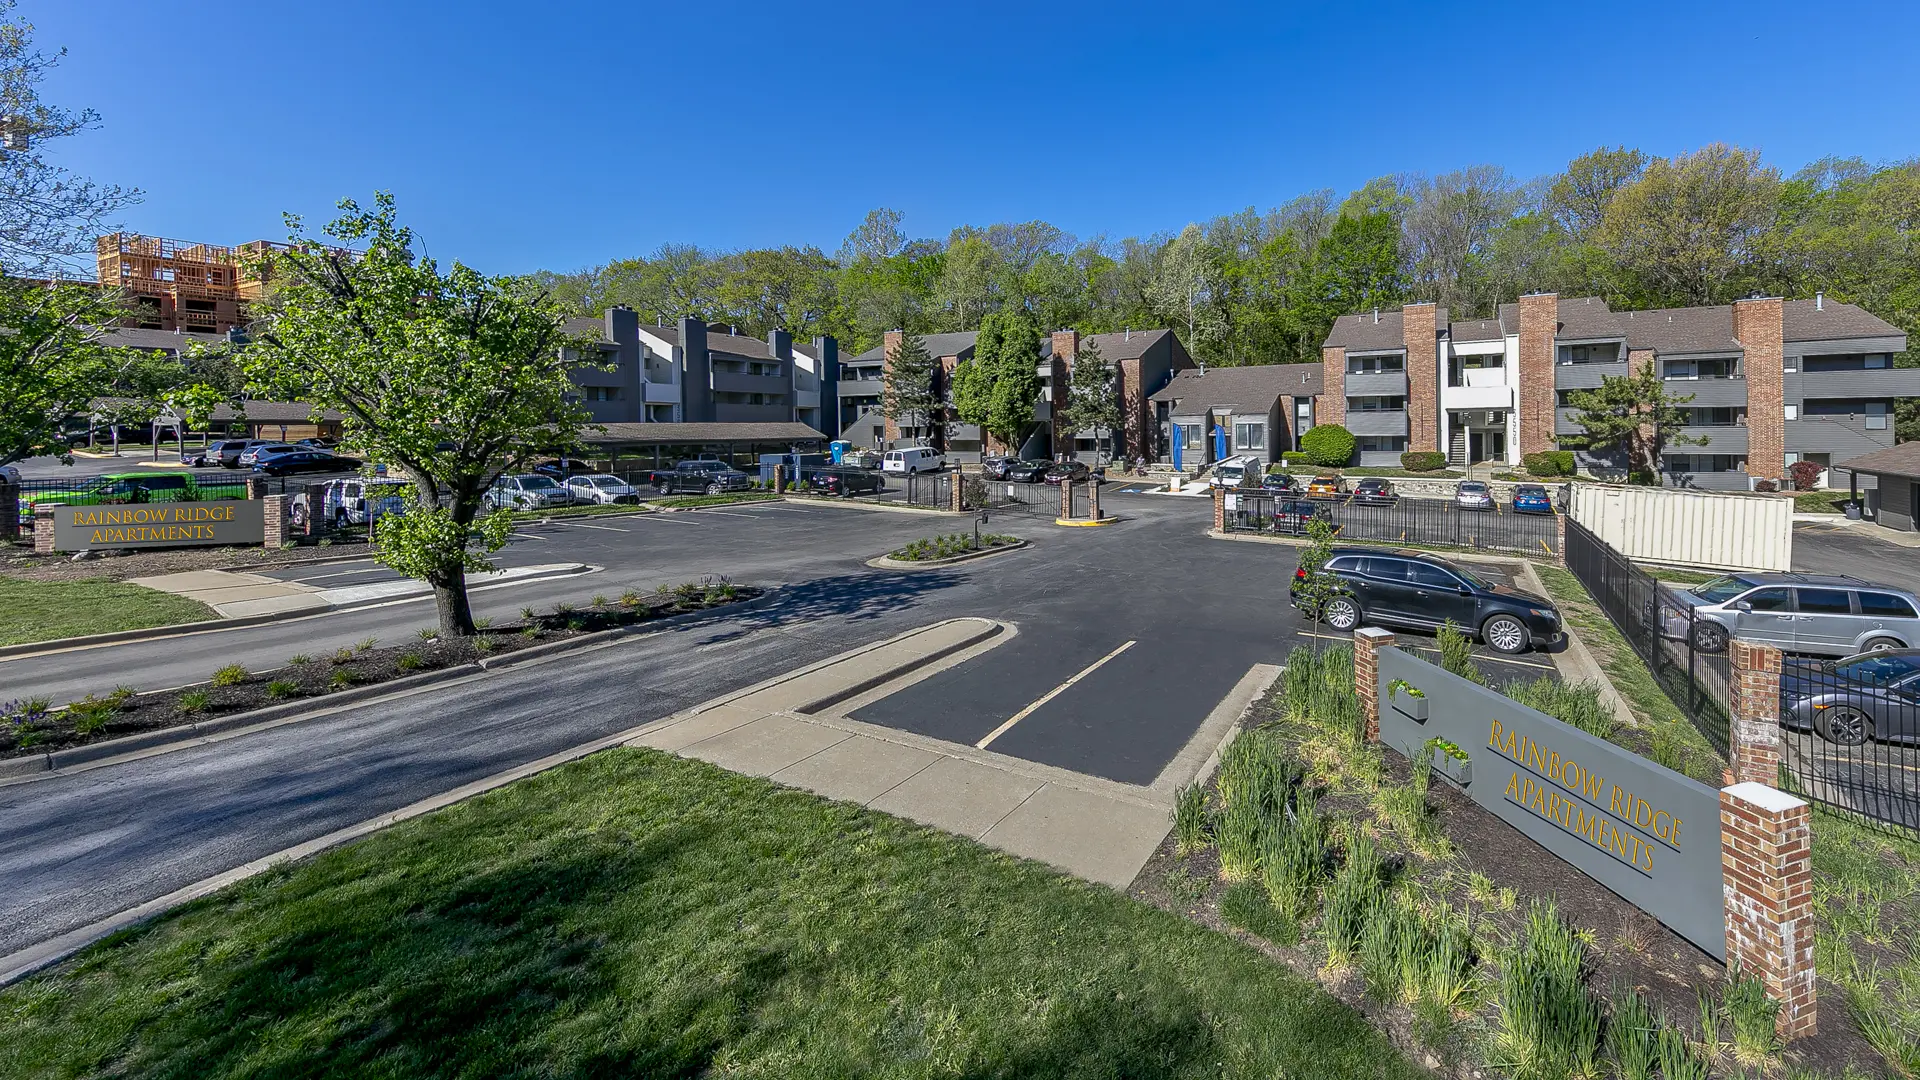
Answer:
xmin=1775 ymin=656 xmax=1920 ymax=831
xmin=1562 ymin=518 xmax=1731 ymax=755
xmin=1222 ymin=492 xmax=1562 ymax=558
xmin=903 ymin=472 xmax=952 ymax=509
xmin=969 ymin=479 xmax=1047 ymax=515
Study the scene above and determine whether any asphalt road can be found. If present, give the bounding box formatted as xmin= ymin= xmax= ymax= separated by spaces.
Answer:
xmin=1792 ymin=520 xmax=1920 ymax=596
xmin=0 ymin=491 xmax=1557 ymax=959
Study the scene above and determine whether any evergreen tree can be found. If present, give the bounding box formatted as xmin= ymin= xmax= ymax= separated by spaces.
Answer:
xmin=881 ymin=331 xmax=938 ymax=444
xmin=1562 ymin=369 xmax=1706 ymax=483
xmin=1059 ymin=336 xmax=1122 ymax=462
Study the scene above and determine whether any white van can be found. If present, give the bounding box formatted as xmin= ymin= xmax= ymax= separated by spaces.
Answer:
xmin=882 ymin=447 xmax=944 ymax=475
xmin=1208 ymin=455 xmax=1257 ymax=488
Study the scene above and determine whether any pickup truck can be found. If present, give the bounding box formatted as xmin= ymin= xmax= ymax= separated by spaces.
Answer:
xmin=648 ymin=460 xmax=754 ymax=495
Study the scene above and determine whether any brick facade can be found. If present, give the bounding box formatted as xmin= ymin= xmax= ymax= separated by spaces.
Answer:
xmin=1517 ymin=293 xmax=1558 ymax=456
xmin=1211 ymin=486 xmax=1225 ymax=531
xmin=1735 ymin=297 xmax=1786 ymax=482
xmin=1049 ymin=330 xmax=1076 ymax=455
xmin=1402 ymin=303 xmax=1439 ymax=454
xmin=1352 ymin=627 xmax=1395 ymax=743
xmin=881 ymin=330 xmax=903 ymax=443
xmin=262 ymin=494 xmax=290 ymax=548
xmin=1728 ymin=639 xmax=1785 ymax=786
xmin=1720 ymin=782 xmax=1817 ymax=1039
xmin=1320 ymin=345 xmax=1346 ymax=427
xmin=1120 ymin=356 xmax=1146 ymax=461
xmin=33 ymin=504 xmax=54 ymax=554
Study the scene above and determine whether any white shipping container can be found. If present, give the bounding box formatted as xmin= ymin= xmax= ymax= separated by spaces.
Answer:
xmin=1568 ymin=484 xmax=1792 ymax=571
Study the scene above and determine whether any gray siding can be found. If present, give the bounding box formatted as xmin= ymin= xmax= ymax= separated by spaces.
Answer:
xmin=1679 ymin=426 xmax=1747 ymax=455
xmin=1346 ymin=410 xmax=1410 ymax=437
xmin=1345 ymin=370 xmax=1409 ymax=396
xmin=1554 ymin=362 xmax=1630 ymax=389
xmin=1785 ymin=335 xmax=1907 ymax=359
xmin=1665 ymin=379 xmax=1748 ymax=407
xmin=1786 ymin=417 xmax=1895 ymax=458
xmin=1794 ymin=368 xmax=1920 ymax=400
xmin=1876 ymin=479 xmax=1916 ymax=532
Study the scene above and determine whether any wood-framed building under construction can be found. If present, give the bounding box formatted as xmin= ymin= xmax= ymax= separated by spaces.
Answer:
xmin=94 ymin=233 xmax=296 ymax=334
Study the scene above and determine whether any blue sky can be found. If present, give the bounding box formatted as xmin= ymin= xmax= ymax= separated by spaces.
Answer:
xmin=33 ymin=0 xmax=1920 ymax=275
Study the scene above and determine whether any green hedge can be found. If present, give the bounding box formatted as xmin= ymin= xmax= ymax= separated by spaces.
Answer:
xmin=1299 ymin=424 xmax=1355 ymax=468
xmin=1281 ymin=450 xmax=1314 ymax=465
xmin=1522 ymin=450 xmax=1577 ymax=477
xmin=1399 ymin=451 xmax=1447 ymax=472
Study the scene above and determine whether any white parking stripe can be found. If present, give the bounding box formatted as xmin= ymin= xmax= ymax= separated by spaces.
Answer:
xmin=976 ymin=640 xmax=1137 ymax=750
xmin=547 ymin=520 xmax=628 ymax=532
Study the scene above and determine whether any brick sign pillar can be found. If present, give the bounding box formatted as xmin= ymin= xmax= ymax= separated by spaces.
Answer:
xmin=1720 ymin=781 xmax=1817 ymax=1039
xmin=263 ymin=494 xmax=290 ymax=547
xmin=1352 ymin=627 xmax=1395 ymax=743
xmin=1211 ymin=486 xmax=1225 ymax=531
xmin=950 ymin=474 xmax=964 ymax=512
xmin=1060 ymin=480 xmax=1073 ymax=519
xmin=1089 ymin=479 xmax=1102 ymax=520
xmin=245 ymin=476 xmax=267 ymax=500
xmin=0 ymin=482 xmax=16 ymax=543
xmin=33 ymin=504 xmax=55 ymax=554
xmin=1729 ymin=639 xmax=1785 ymax=786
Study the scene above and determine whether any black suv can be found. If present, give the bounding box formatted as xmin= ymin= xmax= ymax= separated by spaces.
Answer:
xmin=808 ymin=466 xmax=885 ymax=496
xmin=1289 ymin=546 xmax=1561 ymax=654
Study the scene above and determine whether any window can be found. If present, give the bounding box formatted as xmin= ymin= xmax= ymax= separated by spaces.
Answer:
xmin=1795 ymin=588 xmax=1854 ymax=615
xmin=1687 ymin=407 xmax=1745 ymax=426
xmin=1407 ymin=563 xmax=1462 ymax=590
xmin=1346 ymin=354 xmax=1405 ymax=374
xmin=1356 ymin=436 xmax=1408 ymax=453
xmin=1784 ymin=405 xmax=1798 ymax=421
xmin=1326 ymin=556 xmax=1362 ymax=573
xmin=1557 ymin=343 xmax=1621 ymax=364
xmin=1233 ymin=421 xmax=1266 ymax=451
xmin=1356 ymin=558 xmax=1406 ymax=580
xmin=1868 ymin=402 xmax=1891 ymax=431
xmin=1859 ymin=593 xmax=1918 ymax=619
xmin=583 ymin=386 xmax=622 ymax=402
xmin=1349 ymin=396 xmax=1406 ymax=411
xmin=1665 ymin=357 xmax=1739 ymax=380
xmin=1743 ymin=588 xmax=1792 ymax=612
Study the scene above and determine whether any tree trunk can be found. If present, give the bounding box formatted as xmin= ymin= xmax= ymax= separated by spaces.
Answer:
xmin=432 ymin=565 xmax=475 ymax=636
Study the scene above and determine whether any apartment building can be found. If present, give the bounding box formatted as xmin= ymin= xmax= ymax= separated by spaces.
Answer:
xmin=1321 ymin=294 xmax=1912 ymax=488
xmin=839 ymin=327 xmax=1193 ymax=462
xmin=562 ymin=308 xmax=841 ymax=434
xmin=1149 ymin=363 xmax=1323 ymax=467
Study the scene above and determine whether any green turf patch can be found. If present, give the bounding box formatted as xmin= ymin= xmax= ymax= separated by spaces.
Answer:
xmin=0 ymin=576 xmax=217 ymax=647
xmin=651 ymin=492 xmax=780 ymax=509
xmin=0 ymin=750 xmax=1420 ymax=1078
xmin=1792 ymin=489 xmax=1850 ymax=513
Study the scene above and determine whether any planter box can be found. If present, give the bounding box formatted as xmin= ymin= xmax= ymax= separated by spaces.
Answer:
xmin=1389 ymin=692 xmax=1428 ymax=723
xmin=1432 ymin=749 xmax=1472 ymax=787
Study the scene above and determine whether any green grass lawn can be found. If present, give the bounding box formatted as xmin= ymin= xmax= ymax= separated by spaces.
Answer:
xmin=1269 ymin=464 xmax=1461 ymax=478
xmin=652 ymin=492 xmax=781 ymax=509
xmin=0 ymin=750 xmax=1419 ymax=1079
xmin=1642 ymin=566 xmax=1719 ymax=586
xmin=0 ymin=576 xmax=217 ymax=647
xmin=1794 ymin=489 xmax=1851 ymax=513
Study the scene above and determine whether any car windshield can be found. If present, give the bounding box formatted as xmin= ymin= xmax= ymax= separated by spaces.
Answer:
xmin=518 ymin=476 xmax=562 ymax=491
xmin=1518 ymin=486 xmax=1545 ymax=496
xmin=1832 ymin=654 xmax=1920 ymax=683
xmin=1692 ymin=577 xmax=1755 ymax=604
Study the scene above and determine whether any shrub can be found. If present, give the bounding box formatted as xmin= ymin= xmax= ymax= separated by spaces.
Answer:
xmin=619 ymin=589 xmax=641 ymax=608
xmin=1299 ymin=424 xmax=1356 ymax=468
xmin=287 ymin=654 xmax=312 ymax=666
xmin=1720 ymin=967 xmax=1782 ymax=1066
xmin=1787 ymin=459 xmax=1824 ymax=491
xmin=1491 ymin=900 xmax=1603 ymax=1079
xmin=415 ymin=627 xmax=439 ymax=642
xmin=265 ymin=680 xmax=299 ymax=700
xmin=1323 ymin=832 xmax=1384 ymax=965
xmin=331 ymin=648 xmax=356 ymax=666
xmin=1606 ymin=983 xmax=1659 ymax=1080
xmin=1171 ymin=782 xmax=1209 ymax=855
xmin=1436 ymin=621 xmax=1486 ymax=685
xmin=355 ymin=636 xmax=377 ymax=653
xmin=1281 ymin=450 xmax=1313 ymax=465
xmin=1261 ymin=798 xmax=1329 ymax=920
xmin=1548 ymin=450 xmax=1575 ymax=475
xmin=473 ymin=635 xmax=496 ymax=654
xmin=1754 ymin=478 xmax=1778 ymax=493
xmin=396 ymin=651 xmax=425 ymax=672
xmin=328 ymin=669 xmax=357 ymax=691
xmin=211 ymin=664 xmax=248 ymax=688
xmin=64 ymin=694 xmax=117 ymax=735
xmin=177 ymin=689 xmax=210 ymax=715
xmin=1505 ymin=677 xmax=1619 ymax=741
xmin=1523 ymin=452 xmax=1563 ymax=477
xmin=1399 ymin=450 xmax=1447 ymax=472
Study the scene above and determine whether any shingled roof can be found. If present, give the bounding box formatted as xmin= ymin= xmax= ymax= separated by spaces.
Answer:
xmin=1837 ymin=440 xmax=1920 ymax=482
xmin=1149 ymin=363 xmax=1322 ymax=411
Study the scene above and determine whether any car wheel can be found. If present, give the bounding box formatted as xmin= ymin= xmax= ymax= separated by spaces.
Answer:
xmin=1814 ymin=705 xmax=1873 ymax=747
xmin=1863 ymin=636 xmax=1902 ymax=652
xmin=290 ymin=502 xmax=309 ymax=528
xmin=1690 ymin=621 xmax=1729 ymax=654
xmin=1483 ymin=614 xmax=1531 ymax=654
xmin=1323 ymin=597 xmax=1361 ymax=631
xmin=707 ymin=482 xmax=723 ymax=495
xmin=655 ymin=482 xmax=670 ymax=495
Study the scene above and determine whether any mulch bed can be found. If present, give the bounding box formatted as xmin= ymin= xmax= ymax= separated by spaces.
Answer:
xmin=1 ymin=540 xmax=377 ymax=584
xmin=1126 ymin=692 xmax=1880 ymax=1078
xmin=2 ymin=587 xmax=761 ymax=761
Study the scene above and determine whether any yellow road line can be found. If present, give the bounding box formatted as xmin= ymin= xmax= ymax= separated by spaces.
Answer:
xmin=976 ymin=639 xmax=1136 ymax=750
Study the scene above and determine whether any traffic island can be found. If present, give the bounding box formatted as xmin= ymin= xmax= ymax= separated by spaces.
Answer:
xmin=868 ymin=534 xmax=1027 ymax=569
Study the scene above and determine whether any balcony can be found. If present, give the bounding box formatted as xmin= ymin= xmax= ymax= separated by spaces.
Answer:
xmin=1795 ymin=367 xmax=1920 ymax=398
xmin=1345 ymin=410 xmax=1410 ymax=437
xmin=1676 ymin=425 xmax=1747 ymax=455
xmin=710 ymin=370 xmax=789 ymax=396
xmin=1662 ymin=378 xmax=1747 ymax=407
xmin=1555 ymin=407 xmax=1583 ymax=436
xmin=1442 ymin=382 xmax=1513 ymax=411
xmin=1554 ymin=361 xmax=1629 ymax=389
xmin=1345 ymin=370 xmax=1408 ymax=396
xmin=641 ymin=380 xmax=679 ymax=405
xmin=712 ymin=403 xmax=792 ymax=424
xmin=1787 ymin=416 xmax=1895 ymax=457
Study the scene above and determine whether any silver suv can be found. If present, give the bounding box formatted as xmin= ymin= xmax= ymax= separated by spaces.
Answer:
xmin=1670 ymin=572 xmax=1920 ymax=657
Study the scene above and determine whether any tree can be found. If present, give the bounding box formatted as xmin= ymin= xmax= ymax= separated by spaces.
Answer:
xmin=1058 ymin=336 xmax=1121 ymax=462
xmin=1593 ymin=144 xmax=1779 ymax=306
xmin=1147 ymin=224 xmax=1228 ymax=361
xmin=1291 ymin=515 xmax=1344 ymax=650
xmin=1561 ymin=369 xmax=1706 ymax=483
xmin=881 ymin=331 xmax=938 ymax=445
xmin=1545 ymin=146 xmax=1648 ymax=240
xmin=0 ymin=279 xmax=130 ymax=467
xmin=241 ymin=193 xmax=599 ymax=635
xmin=1299 ymin=424 xmax=1356 ymax=468
xmin=983 ymin=313 xmax=1040 ymax=451
xmin=0 ymin=3 xmax=139 ymax=275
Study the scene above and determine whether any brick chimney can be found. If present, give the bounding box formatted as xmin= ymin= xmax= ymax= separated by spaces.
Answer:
xmin=881 ymin=329 xmax=903 ymax=443
xmin=1517 ymin=293 xmax=1558 ymax=455
xmin=1402 ymin=304 xmax=1439 ymax=454
xmin=1321 ymin=342 xmax=1346 ymax=427
xmin=1735 ymin=297 xmax=1786 ymax=482
xmin=1049 ymin=330 xmax=1077 ymax=454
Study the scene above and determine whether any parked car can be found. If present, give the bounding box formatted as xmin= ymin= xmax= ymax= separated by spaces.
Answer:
xmin=1259 ymin=472 xmax=1297 ymax=493
xmin=253 ymin=451 xmax=363 ymax=476
xmin=1780 ymin=649 xmax=1920 ymax=746
xmin=1002 ymin=459 xmax=1052 ymax=483
xmin=1289 ymin=546 xmax=1561 ymax=654
xmin=881 ymin=446 xmax=944 ymax=475
xmin=296 ymin=477 xmax=413 ymax=530
xmin=296 ymin=437 xmax=341 ymax=450
xmin=808 ymin=466 xmax=886 ymax=497
xmin=565 ymin=473 xmax=641 ymax=504
xmin=1455 ymin=481 xmax=1495 ymax=511
xmin=1349 ymin=478 xmax=1398 ymax=507
xmin=238 ymin=443 xmax=303 ymax=468
xmin=206 ymin=438 xmax=274 ymax=468
xmin=647 ymin=459 xmax=753 ymax=495
xmin=1512 ymin=484 xmax=1555 ymax=514
xmin=1305 ymin=475 xmax=1346 ymax=500
xmin=19 ymin=472 xmax=248 ymax=521
xmin=531 ymin=458 xmax=593 ymax=480
xmin=980 ymin=456 xmax=1019 ymax=481
xmin=1208 ymin=455 xmax=1259 ymax=489
xmin=1267 ymin=498 xmax=1330 ymax=534
xmin=1667 ymin=573 xmax=1920 ymax=657
xmin=484 ymin=473 xmax=575 ymax=510
xmin=1043 ymin=460 xmax=1100 ymax=486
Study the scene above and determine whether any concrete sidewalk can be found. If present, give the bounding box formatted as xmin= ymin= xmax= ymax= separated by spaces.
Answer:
xmin=128 ymin=563 xmax=592 ymax=618
xmin=625 ymin=618 xmax=1274 ymax=888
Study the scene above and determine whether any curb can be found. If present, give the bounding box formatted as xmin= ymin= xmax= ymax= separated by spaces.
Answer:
xmin=781 ymin=496 xmax=961 ymax=516
xmin=1053 ymin=517 xmax=1119 ymax=527
xmin=0 ymin=590 xmax=782 ymax=787
xmin=0 ymin=563 xmax=594 ymax=661
xmin=866 ymin=539 xmax=1029 ymax=570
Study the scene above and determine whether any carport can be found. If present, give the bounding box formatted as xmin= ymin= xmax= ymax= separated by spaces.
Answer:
xmin=1835 ymin=442 xmax=1920 ymax=531
xmin=579 ymin=421 xmax=827 ymax=477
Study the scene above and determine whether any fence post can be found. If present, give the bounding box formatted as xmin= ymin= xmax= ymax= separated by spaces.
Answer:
xmin=1211 ymin=486 xmax=1225 ymax=531
xmin=1728 ymin=639 xmax=1784 ymax=787
xmin=263 ymin=494 xmax=290 ymax=548
xmin=245 ymin=476 xmax=266 ymax=500
xmin=33 ymin=504 xmax=56 ymax=554
xmin=1554 ymin=511 xmax=1567 ymax=565
xmin=950 ymin=473 xmax=964 ymax=512
xmin=1720 ymin=781 xmax=1817 ymax=1040
xmin=773 ymin=465 xmax=787 ymax=495
xmin=1089 ymin=479 xmax=1102 ymax=520
xmin=1060 ymin=479 xmax=1073 ymax=520
xmin=1353 ymin=627 xmax=1394 ymax=743
xmin=0 ymin=481 xmax=16 ymax=544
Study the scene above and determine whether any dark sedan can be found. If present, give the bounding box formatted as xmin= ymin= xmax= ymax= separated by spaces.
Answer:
xmin=532 ymin=458 xmax=593 ymax=479
xmin=1259 ymin=472 xmax=1298 ymax=493
xmin=1002 ymin=460 xmax=1052 ymax=483
xmin=1349 ymin=478 xmax=1398 ymax=506
xmin=1268 ymin=498 xmax=1330 ymax=534
xmin=1043 ymin=461 xmax=1100 ymax=486
xmin=808 ymin=466 xmax=885 ymax=497
xmin=1782 ymin=650 xmax=1920 ymax=746
xmin=253 ymin=451 xmax=363 ymax=476
xmin=1289 ymin=546 xmax=1561 ymax=653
